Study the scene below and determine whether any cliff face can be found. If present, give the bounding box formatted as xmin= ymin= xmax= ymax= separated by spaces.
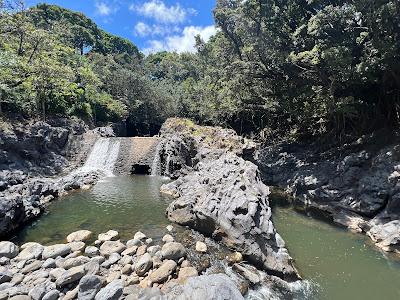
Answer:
xmin=155 ymin=119 xmax=299 ymax=280
xmin=257 ymin=131 xmax=400 ymax=254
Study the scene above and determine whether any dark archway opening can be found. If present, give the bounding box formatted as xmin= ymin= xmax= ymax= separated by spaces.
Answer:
xmin=126 ymin=116 xmax=162 ymax=137
xmin=131 ymin=164 xmax=151 ymax=175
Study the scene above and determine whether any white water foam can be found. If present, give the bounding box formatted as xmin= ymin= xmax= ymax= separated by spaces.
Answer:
xmin=79 ymin=138 xmax=121 ymax=177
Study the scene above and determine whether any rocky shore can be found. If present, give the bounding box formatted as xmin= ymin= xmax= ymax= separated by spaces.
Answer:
xmin=257 ymin=131 xmax=400 ymax=254
xmin=0 ymin=227 xmax=268 ymax=300
xmin=0 ymin=118 xmax=119 ymax=238
xmin=154 ymin=119 xmax=299 ymax=281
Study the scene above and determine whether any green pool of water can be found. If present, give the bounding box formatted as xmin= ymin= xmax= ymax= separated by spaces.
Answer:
xmin=273 ymin=207 xmax=400 ymax=300
xmin=13 ymin=176 xmax=171 ymax=245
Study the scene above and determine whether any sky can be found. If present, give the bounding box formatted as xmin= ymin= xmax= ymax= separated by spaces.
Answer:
xmin=25 ymin=0 xmax=217 ymax=54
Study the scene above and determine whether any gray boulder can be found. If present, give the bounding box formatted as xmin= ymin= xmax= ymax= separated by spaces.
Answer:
xmin=94 ymin=280 xmax=123 ymax=300
xmin=42 ymin=244 xmax=71 ymax=259
xmin=161 ymin=243 xmax=186 ymax=261
xmin=55 ymin=266 xmax=86 ymax=288
xmin=0 ymin=242 xmax=19 ymax=259
xmin=78 ymin=275 xmax=102 ymax=300
xmin=135 ymin=253 xmax=152 ymax=276
xmin=166 ymin=274 xmax=243 ymax=300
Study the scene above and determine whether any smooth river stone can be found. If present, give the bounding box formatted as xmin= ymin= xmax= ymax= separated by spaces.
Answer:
xmin=161 ymin=242 xmax=186 ymax=260
xmin=98 ymin=230 xmax=119 ymax=242
xmin=66 ymin=230 xmax=93 ymax=243
xmin=0 ymin=242 xmax=19 ymax=259
xmin=16 ymin=244 xmax=44 ymax=261
xmin=42 ymin=244 xmax=71 ymax=259
xmin=55 ymin=266 xmax=86 ymax=288
xmin=148 ymin=260 xmax=177 ymax=283
xmin=99 ymin=241 xmax=125 ymax=257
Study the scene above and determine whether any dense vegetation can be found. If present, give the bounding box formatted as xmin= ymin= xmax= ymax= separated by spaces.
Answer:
xmin=1 ymin=0 xmax=400 ymax=141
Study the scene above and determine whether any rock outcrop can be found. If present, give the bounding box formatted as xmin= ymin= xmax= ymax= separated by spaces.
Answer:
xmin=257 ymin=131 xmax=400 ymax=253
xmin=156 ymin=119 xmax=299 ymax=280
xmin=0 ymin=118 xmax=112 ymax=237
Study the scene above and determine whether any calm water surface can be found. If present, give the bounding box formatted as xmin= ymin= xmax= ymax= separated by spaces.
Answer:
xmin=13 ymin=176 xmax=171 ymax=245
xmin=273 ymin=207 xmax=400 ymax=300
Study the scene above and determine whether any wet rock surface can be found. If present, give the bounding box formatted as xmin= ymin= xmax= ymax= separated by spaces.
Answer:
xmin=257 ymin=133 xmax=400 ymax=253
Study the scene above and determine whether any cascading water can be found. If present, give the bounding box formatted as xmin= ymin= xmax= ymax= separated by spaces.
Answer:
xmin=150 ymin=141 xmax=163 ymax=176
xmin=79 ymin=138 xmax=121 ymax=177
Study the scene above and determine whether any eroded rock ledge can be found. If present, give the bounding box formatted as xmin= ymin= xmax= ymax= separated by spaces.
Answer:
xmin=257 ymin=131 xmax=400 ymax=254
xmin=156 ymin=119 xmax=299 ymax=281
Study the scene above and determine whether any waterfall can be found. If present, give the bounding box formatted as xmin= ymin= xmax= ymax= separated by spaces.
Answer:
xmin=80 ymin=138 xmax=121 ymax=177
xmin=150 ymin=141 xmax=163 ymax=176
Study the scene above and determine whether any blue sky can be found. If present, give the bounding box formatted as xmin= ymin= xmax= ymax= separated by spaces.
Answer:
xmin=26 ymin=0 xmax=217 ymax=54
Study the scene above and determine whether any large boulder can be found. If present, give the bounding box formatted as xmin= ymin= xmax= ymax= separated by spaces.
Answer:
xmin=42 ymin=244 xmax=71 ymax=259
xmin=166 ymin=274 xmax=244 ymax=300
xmin=161 ymin=242 xmax=186 ymax=261
xmin=67 ymin=230 xmax=92 ymax=243
xmin=149 ymin=260 xmax=177 ymax=284
xmin=165 ymin=153 xmax=298 ymax=279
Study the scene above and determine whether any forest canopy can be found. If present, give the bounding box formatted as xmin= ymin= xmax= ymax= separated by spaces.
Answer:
xmin=1 ymin=0 xmax=400 ymax=140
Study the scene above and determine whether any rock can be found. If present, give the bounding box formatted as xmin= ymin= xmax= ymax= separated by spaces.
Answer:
xmin=136 ymin=245 xmax=147 ymax=256
xmin=166 ymin=225 xmax=174 ymax=232
xmin=0 ymin=242 xmax=18 ymax=259
xmin=133 ymin=232 xmax=146 ymax=241
xmin=84 ymin=260 xmax=100 ymax=276
xmin=21 ymin=260 xmax=42 ymax=274
xmin=125 ymin=275 xmax=139 ymax=286
xmin=67 ymin=230 xmax=93 ymax=243
xmin=11 ymin=274 xmax=24 ymax=285
xmin=178 ymin=267 xmax=198 ymax=283
xmin=78 ymin=275 xmax=102 ymax=300
xmin=165 ymin=152 xmax=298 ymax=279
xmin=167 ymin=274 xmax=243 ymax=300
xmin=233 ymin=264 xmax=260 ymax=285
xmin=161 ymin=242 xmax=186 ymax=260
xmin=121 ymin=264 xmax=132 ymax=275
xmin=126 ymin=240 xmax=140 ymax=248
xmin=42 ymin=244 xmax=71 ymax=259
xmin=42 ymin=290 xmax=59 ymax=300
xmin=149 ymin=260 xmax=177 ymax=284
xmin=195 ymin=242 xmax=207 ymax=253
xmin=0 ymin=271 xmax=12 ymax=284
xmin=121 ymin=246 xmax=137 ymax=256
xmin=162 ymin=235 xmax=174 ymax=243
xmin=119 ymin=255 xmax=132 ymax=266
xmin=99 ymin=241 xmax=125 ymax=257
xmin=135 ymin=253 xmax=152 ymax=276
xmin=94 ymin=280 xmax=123 ymax=300
xmin=9 ymin=296 xmax=31 ymax=300
xmin=55 ymin=266 xmax=86 ymax=288
xmin=63 ymin=256 xmax=90 ymax=269
xmin=145 ymin=238 xmax=153 ymax=245
xmin=68 ymin=242 xmax=86 ymax=252
xmin=181 ymin=260 xmax=190 ymax=268
xmin=101 ymin=253 xmax=120 ymax=268
xmin=367 ymin=220 xmax=400 ymax=251
xmin=42 ymin=258 xmax=56 ymax=269
xmin=49 ymin=268 xmax=64 ymax=281
xmin=227 ymin=252 xmax=243 ymax=265
xmin=28 ymin=285 xmax=46 ymax=300
xmin=16 ymin=244 xmax=43 ymax=261
xmin=106 ymin=272 xmax=120 ymax=283
xmin=63 ymin=286 xmax=78 ymax=300
xmin=98 ymin=230 xmax=119 ymax=242
xmin=85 ymin=246 xmax=100 ymax=258
xmin=147 ymin=246 xmax=161 ymax=256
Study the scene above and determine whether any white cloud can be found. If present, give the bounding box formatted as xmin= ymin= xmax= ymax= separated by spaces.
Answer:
xmin=134 ymin=22 xmax=181 ymax=37
xmin=95 ymin=2 xmax=112 ymax=16
xmin=130 ymin=0 xmax=195 ymax=24
xmin=135 ymin=22 xmax=152 ymax=36
xmin=143 ymin=25 xmax=217 ymax=54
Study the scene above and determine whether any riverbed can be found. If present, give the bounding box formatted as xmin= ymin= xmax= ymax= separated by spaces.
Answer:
xmin=11 ymin=176 xmax=400 ymax=299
